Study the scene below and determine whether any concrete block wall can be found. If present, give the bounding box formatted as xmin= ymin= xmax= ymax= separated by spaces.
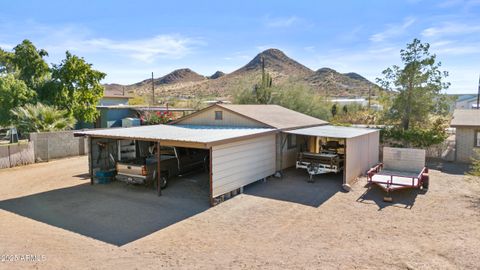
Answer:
xmin=0 ymin=142 xmax=35 ymax=169
xmin=30 ymin=131 xmax=88 ymax=162
xmin=455 ymin=127 xmax=478 ymax=163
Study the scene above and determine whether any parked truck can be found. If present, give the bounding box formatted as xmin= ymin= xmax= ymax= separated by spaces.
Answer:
xmin=115 ymin=142 xmax=209 ymax=189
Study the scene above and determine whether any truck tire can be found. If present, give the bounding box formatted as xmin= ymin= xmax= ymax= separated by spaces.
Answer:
xmin=160 ymin=175 xmax=168 ymax=189
xmin=153 ymin=171 xmax=168 ymax=189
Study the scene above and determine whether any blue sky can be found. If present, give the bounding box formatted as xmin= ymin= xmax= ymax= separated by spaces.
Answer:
xmin=1 ymin=0 xmax=479 ymax=94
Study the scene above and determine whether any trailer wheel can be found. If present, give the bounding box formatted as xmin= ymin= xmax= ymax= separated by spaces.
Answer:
xmin=422 ymin=175 xmax=429 ymax=190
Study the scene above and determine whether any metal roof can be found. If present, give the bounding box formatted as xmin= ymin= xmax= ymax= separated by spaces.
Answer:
xmin=74 ymin=124 xmax=276 ymax=148
xmin=284 ymin=125 xmax=378 ymax=139
xmin=172 ymin=104 xmax=327 ymax=130
xmin=217 ymin=104 xmax=328 ymax=129
xmin=450 ymin=109 xmax=480 ymax=127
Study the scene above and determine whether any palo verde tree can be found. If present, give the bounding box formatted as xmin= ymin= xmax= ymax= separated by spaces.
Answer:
xmin=49 ymin=51 xmax=106 ymax=123
xmin=377 ymin=38 xmax=450 ymax=130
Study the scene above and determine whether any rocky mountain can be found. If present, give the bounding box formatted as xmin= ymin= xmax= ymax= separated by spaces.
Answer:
xmin=104 ymin=48 xmax=378 ymax=98
xmin=305 ymin=68 xmax=377 ymax=97
xmin=208 ymin=71 xmax=225 ymax=79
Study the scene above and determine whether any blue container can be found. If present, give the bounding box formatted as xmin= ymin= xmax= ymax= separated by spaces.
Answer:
xmin=95 ymin=170 xmax=115 ymax=184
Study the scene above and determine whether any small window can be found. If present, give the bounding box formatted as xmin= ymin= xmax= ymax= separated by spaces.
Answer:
xmin=287 ymin=134 xmax=297 ymax=149
xmin=475 ymin=130 xmax=480 ymax=147
xmin=215 ymin=111 xmax=223 ymax=120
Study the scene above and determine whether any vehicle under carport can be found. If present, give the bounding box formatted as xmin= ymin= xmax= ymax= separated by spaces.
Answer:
xmin=74 ymin=124 xmax=277 ymax=205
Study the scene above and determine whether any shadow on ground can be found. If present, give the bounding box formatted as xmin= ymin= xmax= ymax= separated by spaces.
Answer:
xmin=0 ymin=173 xmax=210 ymax=246
xmin=427 ymin=159 xmax=470 ymax=175
xmin=357 ymin=184 xmax=426 ymax=210
xmin=245 ymin=168 xmax=343 ymax=207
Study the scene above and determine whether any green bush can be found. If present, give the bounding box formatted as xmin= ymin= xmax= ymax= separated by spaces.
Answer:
xmin=469 ymin=149 xmax=480 ymax=177
xmin=11 ymin=103 xmax=76 ymax=133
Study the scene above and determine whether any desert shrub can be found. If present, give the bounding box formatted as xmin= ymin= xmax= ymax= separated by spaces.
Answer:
xmin=380 ymin=117 xmax=448 ymax=147
xmin=469 ymin=149 xmax=480 ymax=177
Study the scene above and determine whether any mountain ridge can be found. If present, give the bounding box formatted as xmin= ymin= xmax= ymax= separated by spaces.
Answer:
xmin=104 ymin=48 xmax=378 ymax=98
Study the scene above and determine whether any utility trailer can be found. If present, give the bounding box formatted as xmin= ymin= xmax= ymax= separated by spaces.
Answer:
xmin=296 ymin=151 xmax=344 ymax=182
xmin=367 ymin=147 xmax=429 ymax=202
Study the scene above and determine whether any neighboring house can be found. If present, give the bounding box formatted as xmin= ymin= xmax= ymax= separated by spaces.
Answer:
xmin=455 ymin=94 xmax=479 ymax=110
xmin=98 ymin=95 xmax=132 ymax=106
xmin=450 ymin=109 xmax=480 ymax=163
xmin=75 ymin=104 xmax=379 ymax=205
xmin=95 ymin=106 xmax=197 ymax=128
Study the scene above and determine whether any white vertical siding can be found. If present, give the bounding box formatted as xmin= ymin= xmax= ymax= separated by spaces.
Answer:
xmin=211 ymin=134 xmax=276 ymax=197
xmin=344 ymin=131 xmax=380 ymax=185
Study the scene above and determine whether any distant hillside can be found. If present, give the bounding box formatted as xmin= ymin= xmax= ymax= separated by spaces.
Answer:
xmin=305 ymin=68 xmax=377 ymax=97
xmin=104 ymin=48 xmax=378 ymax=99
xmin=208 ymin=71 xmax=225 ymax=79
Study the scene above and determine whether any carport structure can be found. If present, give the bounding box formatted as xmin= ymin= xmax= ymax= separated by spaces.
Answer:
xmin=283 ymin=125 xmax=379 ymax=186
xmin=75 ymin=124 xmax=277 ymax=205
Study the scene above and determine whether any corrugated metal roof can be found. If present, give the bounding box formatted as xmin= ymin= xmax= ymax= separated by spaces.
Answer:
xmin=450 ymin=109 xmax=480 ymax=127
xmin=74 ymin=124 xmax=276 ymax=146
xmin=284 ymin=125 xmax=378 ymax=139
xmin=216 ymin=104 xmax=328 ymax=129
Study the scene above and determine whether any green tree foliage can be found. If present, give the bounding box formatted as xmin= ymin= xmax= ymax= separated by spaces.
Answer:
xmin=10 ymin=40 xmax=50 ymax=90
xmin=1 ymin=40 xmax=106 ymax=126
xmin=376 ymin=39 xmax=450 ymax=147
xmin=342 ymin=105 xmax=348 ymax=114
xmin=0 ymin=74 xmax=36 ymax=126
xmin=0 ymin=48 xmax=15 ymax=74
xmin=234 ymin=80 xmax=331 ymax=121
xmin=11 ymin=103 xmax=76 ymax=132
xmin=377 ymin=38 xmax=450 ymax=130
xmin=49 ymin=51 xmax=106 ymax=123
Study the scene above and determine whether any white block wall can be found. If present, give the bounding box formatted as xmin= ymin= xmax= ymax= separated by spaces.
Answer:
xmin=383 ymin=147 xmax=425 ymax=173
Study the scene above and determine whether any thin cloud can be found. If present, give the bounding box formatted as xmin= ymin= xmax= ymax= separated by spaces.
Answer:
xmin=83 ymin=35 xmax=200 ymax=62
xmin=422 ymin=22 xmax=480 ymax=37
xmin=370 ymin=17 xmax=416 ymax=42
xmin=265 ymin=16 xmax=299 ymax=27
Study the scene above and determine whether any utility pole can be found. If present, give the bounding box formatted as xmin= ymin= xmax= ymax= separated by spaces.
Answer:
xmin=368 ymin=85 xmax=372 ymax=111
xmin=122 ymin=86 xmax=125 ymax=96
xmin=151 ymin=72 xmax=155 ymax=106
xmin=476 ymin=74 xmax=480 ymax=110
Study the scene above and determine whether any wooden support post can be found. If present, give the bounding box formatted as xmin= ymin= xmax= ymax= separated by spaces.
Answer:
xmin=209 ymin=147 xmax=213 ymax=206
xmin=89 ymin=137 xmax=94 ymax=185
xmin=157 ymin=141 xmax=162 ymax=196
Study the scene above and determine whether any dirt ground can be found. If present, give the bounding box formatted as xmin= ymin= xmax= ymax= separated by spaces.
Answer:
xmin=0 ymin=156 xmax=479 ymax=270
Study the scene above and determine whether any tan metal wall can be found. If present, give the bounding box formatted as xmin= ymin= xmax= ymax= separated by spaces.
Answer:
xmin=344 ymin=131 xmax=380 ymax=185
xmin=383 ymin=147 xmax=425 ymax=173
xmin=211 ymin=134 xmax=276 ymax=197
xmin=275 ymin=133 xmax=302 ymax=170
xmin=176 ymin=107 xmax=266 ymax=128
xmin=455 ymin=127 xmax=477 ymax=163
